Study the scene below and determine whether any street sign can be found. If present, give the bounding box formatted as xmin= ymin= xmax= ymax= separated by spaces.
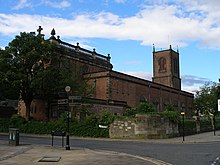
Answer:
xmin=58 ymin=105 xmax=68 ymax=111
xmin=218 ymin=99 xmax=220 ymax=112
xmin=69 ymin=96 xmax=82 ymax=100
xmin=58 ymin=99 xmax=68 ymax=105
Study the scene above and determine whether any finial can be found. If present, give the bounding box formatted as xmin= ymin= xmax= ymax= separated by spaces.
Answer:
xmin=51 ymin=28 xmax=56 ymax=36
xmin=93 ymin=48 xmax=96 ymax=52
xmin=107 ymin=53 xmax=111 ymax=62
xmin=57 ymin=36 xmax=61 ymax=41
xmin=77 ymin=42 xmax=79 ymax=47
xmin=153 ymin=43 xmax=155 ymax=52
xmin=177 ymin=45 xmax=179 ymax=53
xmin=169 ymin=45 xmax=172 ymax=50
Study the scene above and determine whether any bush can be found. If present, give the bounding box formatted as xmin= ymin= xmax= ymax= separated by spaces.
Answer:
xmin=0 ymin=118 xmax=10 ymax=132
xmin=9 ymin=114 xmax=26 ymax=130
xmin=160 ymin=111 xmax=180 ymax=123
xmin=200 ymin=119 xmax=212 ymax=132
xmin=136 ymin=102 xmax=156 ymax=114
xmin=179 ymin=119 xmax=196 ymax=136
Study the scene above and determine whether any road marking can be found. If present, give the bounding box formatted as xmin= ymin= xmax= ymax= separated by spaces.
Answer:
xmin=90 ymin=149 xmax=172 ymax=165
xmin=210 ymin=157 xmax=219 ymax=165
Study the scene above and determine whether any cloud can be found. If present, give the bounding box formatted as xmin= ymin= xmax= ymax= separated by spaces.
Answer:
xmin=12 ymin=0 xmax=32 ymax=10
xmin=181 ymin=75 xmax=210 ymax=86
xmin=121 ymin=71 xmax=152 ymax=80
xmin=115 ymin=0 xmax=126 ymax=3
xmin=121 ymin=71 xmax=209 ymax=93
xmin=42 ymin=0 xmax=71 ymax=9
xmin=2 ymin=1 xmax=220 ymax=49
xmin=181 ymin=75 xmax=211 ymax=93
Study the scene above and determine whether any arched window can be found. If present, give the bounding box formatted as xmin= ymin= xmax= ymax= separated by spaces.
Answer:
xmin=158 ymin=57 xmax=166 ymax=72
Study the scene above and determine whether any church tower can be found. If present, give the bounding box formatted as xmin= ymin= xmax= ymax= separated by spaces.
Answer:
xmin=152 ymin=45 xmax=181 ymax=90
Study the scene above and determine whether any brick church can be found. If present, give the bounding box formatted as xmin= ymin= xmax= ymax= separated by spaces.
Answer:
xmin=18 ymin=27 xmax=194 ymax=120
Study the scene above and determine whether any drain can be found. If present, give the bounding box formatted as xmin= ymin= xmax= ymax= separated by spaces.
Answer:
xmin=38 ymin=156 xmax=61 ymax=162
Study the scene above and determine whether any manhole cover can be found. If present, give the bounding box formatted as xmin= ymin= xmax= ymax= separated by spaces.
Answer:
xmin=38 ymin=156 xmax=61 ymax=162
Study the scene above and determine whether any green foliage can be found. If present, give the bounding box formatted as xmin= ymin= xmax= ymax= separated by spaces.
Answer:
xmin=161 ymin=104 xmax=180 ymax=123
xmin=99 ymin=111 xmax=115 ymax=126
xmin=0 ymin=118 xmax=10 ymax=132
xmin=124 ymin=102 xmax=156 ymax=117
xmin=0 ymin=112 xmax=113 ymax=138
xmin=10 ymin=114 xmax=26 ymax=129
xmin=160 ymin=111 xmax=180 ymax=123
xmin=164 ymin=104 xmax=176 ymax=112
xmin=123 ymin=108 xmax=137 ymax=117
xmin=136 ymin=102 xmax=156 ymax=114
xmin=194 ymin=82 xmax=220 ymax=116
xmin=179 ymin=119 xmax=197 ymax=136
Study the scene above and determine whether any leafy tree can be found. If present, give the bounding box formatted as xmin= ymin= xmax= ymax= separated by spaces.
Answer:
xmin=0 ymin=48 xmax=20 ymax=100
xmin=1 ymin=32 xmax=57 ymax=120
xmin=194 ymin=82 xmax=219 ymax=117
xmin=1 ymin=31 xmax=93 ymax=121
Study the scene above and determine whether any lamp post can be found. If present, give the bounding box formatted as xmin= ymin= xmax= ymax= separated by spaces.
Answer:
xmin=181 ymin=112 xmax=185 ymax=142
xmin=65 ymin=86 xmax=71 ymax=150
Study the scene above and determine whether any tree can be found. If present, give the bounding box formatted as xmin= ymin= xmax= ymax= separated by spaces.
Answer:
xmin=0 ymin=48 xmax=20 ymax=100
xmin=194 ymin=82 xmax=219 ymax=117
xmin=1 ymin=31 xmax=93 ymax=121
xmin=1 ymin=32 xmax=57 ymax=120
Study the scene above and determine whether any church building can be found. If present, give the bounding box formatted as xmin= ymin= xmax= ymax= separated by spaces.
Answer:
xmin=18 ymin=27 xmax=194 ymax=120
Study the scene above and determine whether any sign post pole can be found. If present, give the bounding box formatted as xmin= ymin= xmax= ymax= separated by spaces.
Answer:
xmin=181 ymin=112 xmax=185 ymax=142
xmin=65 ymin=86 xmax=71 ymax=150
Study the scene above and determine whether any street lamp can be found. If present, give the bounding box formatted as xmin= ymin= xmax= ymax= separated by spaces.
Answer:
xmin=65 ymin=86 xmax=71 ymax=150
xmin=181 ymin=112 xmax=185 ymax=142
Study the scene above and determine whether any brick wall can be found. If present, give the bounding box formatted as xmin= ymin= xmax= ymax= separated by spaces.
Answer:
xmin=86 ymin=71 xmax=193 ymax=116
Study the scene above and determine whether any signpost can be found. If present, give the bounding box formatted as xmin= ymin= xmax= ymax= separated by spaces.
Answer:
xmin=69 ymin=96 xmax=82 ymax=100
xmin=58 ymin=99 xmax=68 ymax=105
xmin=218 ymin=99 xmax=220 ymax=112
xmin=181 ymin=112 xmax=185 ymax=142
xmin=65 ymin=86 xmax=71 ymax=150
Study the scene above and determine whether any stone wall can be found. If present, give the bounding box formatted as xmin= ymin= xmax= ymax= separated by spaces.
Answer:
xmin=109 ymin=114 xmax=179 ymax=139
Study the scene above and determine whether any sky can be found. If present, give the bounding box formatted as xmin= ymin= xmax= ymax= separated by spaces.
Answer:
xmin=0 ymin=0 xmax=220 ymax=94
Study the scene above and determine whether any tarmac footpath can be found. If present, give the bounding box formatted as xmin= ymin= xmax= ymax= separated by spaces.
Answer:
xmin=0 ymin=141 xmax=169 ymax=165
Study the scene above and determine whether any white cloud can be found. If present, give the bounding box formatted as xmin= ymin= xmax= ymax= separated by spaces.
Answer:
xmin=121 ymin=71 xmax=152 ymax=80
xmin=12 ymin=0 xmax=32 ymax=10
xmin=115 ymin=0 xmax=126 ymax=3
xmin=1 ymin=1 xmax=220 ymax=49
xmin=119 ymin=71 xmax=205 ymax=93
xmin=42 ymin=0 xmax=71 ymax=9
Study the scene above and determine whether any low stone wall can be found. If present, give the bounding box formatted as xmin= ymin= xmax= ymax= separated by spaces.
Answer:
xmin=109 ymin=114 xmax=179 ymax=139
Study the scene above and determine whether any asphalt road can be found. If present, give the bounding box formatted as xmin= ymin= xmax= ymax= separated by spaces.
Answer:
xmin=0 ymin=134 xmax=219 ymax=165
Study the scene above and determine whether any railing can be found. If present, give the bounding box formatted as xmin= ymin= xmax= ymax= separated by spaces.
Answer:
xmin=59 ymin=40 xmax=110 ymax=62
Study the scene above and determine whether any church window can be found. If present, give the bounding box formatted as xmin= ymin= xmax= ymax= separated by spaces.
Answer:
xmin=158 ymin=57 xmax=166 ymax=72
xmin=174 ymin=58 xmax=178 ymax=73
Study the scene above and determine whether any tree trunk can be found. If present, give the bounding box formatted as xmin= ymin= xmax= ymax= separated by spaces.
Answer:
xmin=25 ymin=101 xmax=31 ymax=121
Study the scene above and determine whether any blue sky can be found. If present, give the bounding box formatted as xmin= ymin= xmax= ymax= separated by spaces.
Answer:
xmin=0 ymin=0 xmax=220 ymax=94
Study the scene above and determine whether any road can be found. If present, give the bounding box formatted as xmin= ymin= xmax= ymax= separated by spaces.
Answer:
xmin=0 ymin=134 xmax=219 ymax=165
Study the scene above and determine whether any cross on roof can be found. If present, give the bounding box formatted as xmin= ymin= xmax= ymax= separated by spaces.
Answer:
xmin=37 ymin=26 xmax=43 ymax=35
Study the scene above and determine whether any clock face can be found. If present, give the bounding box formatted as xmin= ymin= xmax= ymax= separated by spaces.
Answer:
xmin=158 ymin=57 xmax=166 ymax=72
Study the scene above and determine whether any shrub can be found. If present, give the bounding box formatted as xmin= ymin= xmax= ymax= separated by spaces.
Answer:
xmin=123 ymin=108 xmax=137 ymax=117
xmin=0 ymin=118 xmax=10 ymax=132
xmin=160 ymin=111 xmax=180 ymax=123
xmin=136 ymin=102 xmax=156 ymax=114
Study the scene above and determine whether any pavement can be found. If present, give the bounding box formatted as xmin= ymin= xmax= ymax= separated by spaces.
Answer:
xmin=0 ymin=131 xmax=220 ymax=165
